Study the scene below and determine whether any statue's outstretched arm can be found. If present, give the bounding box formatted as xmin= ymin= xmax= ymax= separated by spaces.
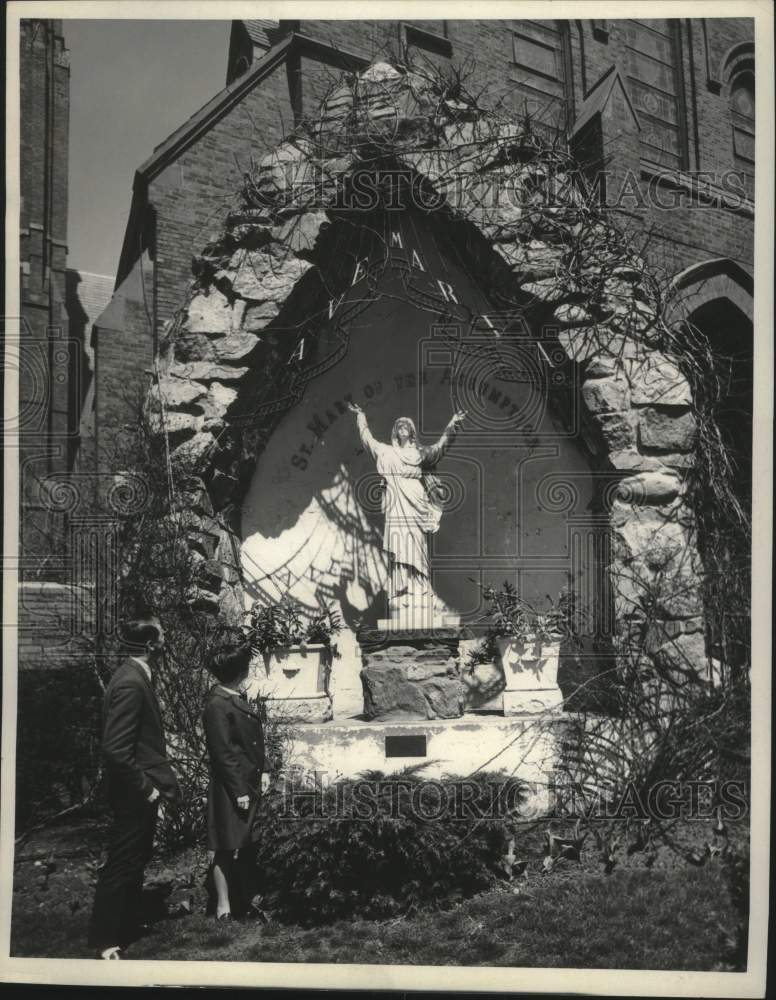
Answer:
xmin=348 ymin=401 xmax=380 ymax=461
xmin=425 ymin=410 xmax=467 ymax=466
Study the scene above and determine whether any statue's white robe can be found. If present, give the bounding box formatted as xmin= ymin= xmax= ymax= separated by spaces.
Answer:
xmin=356 ymin=412 xmax=450 ymax=579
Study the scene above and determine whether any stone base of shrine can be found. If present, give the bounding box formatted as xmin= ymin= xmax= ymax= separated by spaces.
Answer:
xmin=358 ymin=626 xmax=463 ymax=721
xmin=283 ymin=712 xmax=569 ymax=812
xmin=261 ymin=693 xmax=333 ymax=724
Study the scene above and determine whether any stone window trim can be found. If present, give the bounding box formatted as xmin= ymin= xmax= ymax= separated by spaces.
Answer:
xmin=665 ymin=257 xmax=753 ymax=330
xmin=728 ymin=64 xmax=755 ymax=151
xmin=400 ymin=22 xmax=452 ymax=59
xmin=623 ymin=19 xmax=690 ymax=173
xmin=509 ymin=20 xmax=574 ymax=128
xmin=718 ymin=40 xmax=755 ymax=92
xmin=639 ymin=161 xmax=754 ymax=217
xmin=725 ymin=47 xmax=755 ymax=197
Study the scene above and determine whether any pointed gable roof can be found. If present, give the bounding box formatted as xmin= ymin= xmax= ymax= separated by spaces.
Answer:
xmin=571 ymin=64 xmax=642 ymax=140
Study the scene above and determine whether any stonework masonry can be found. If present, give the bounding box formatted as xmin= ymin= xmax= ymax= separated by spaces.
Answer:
xmin=140 ymin=57 xmax=735 ymax=684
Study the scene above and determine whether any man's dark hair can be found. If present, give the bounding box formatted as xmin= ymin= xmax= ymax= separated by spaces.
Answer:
xmin=119 ymin=618 xmax=162 ymax=651
xmin=208 ymin=637 xmax=252 ymax=685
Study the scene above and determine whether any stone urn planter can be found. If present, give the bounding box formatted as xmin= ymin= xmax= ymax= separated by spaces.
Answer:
xmin=497 ymin=634 xmax=563 ymax=714
xmin=252 ymin=643 xmax=333 ymax=723
xmin=247 ymin=599 xmax=342 ymax=724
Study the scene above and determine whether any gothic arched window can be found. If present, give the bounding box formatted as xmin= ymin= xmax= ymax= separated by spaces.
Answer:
xmin=510 ymin=20 xmax=573 ymax=132
xmin=730 ymin=70 xmax=755 ymax=197
xmin=622 ymin=19 xmax=688 ymax=170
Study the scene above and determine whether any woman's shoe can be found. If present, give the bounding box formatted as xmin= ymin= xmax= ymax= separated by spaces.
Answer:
xmin=97 ymin=946 xmax=122 ymax=959
xmin=216 ymin=912 xmax=233 ymax=923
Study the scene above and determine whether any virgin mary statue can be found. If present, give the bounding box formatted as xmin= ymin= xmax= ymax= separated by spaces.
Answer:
xmin=348 ymin=401 xmax=466 ymax=620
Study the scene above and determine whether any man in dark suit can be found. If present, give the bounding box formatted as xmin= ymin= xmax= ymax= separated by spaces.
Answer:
xmin=88 ymin=615 xmax=180 ymax=959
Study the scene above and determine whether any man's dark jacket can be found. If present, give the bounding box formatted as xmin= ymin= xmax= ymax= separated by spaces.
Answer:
xmin=102 ymin=658 xmax=180 ymax=803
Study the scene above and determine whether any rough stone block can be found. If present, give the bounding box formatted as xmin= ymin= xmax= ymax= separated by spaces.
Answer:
xmin=614 ymin=471 xmax=682 ymax=504
xmin=147 ymin=410 xmax=200 ymax=442
xmin=213 ymin=330 xmax=261 ymax=362
xmin=554 ymin=303 xmax=593 ymax=325
xmin=607 ymin=450 xmax=665 ymax=472
xmin=176 ymin=330 xmax=216 ymax=362
xmin=153 ymin=377 xmax=206 ymax=410
xmin=585 ymin=355 xmax=620 ymax=378
xmin=243 ymin=300 xmax=280 ymax=331
xmin=629 ymin=356 xmax=692 ymax=406
xmin=639 ymin=408 xmax=697 ymax=451
xmin=171 ymin=431 xmax=216 ymax=471
xmin=168 ymin=362 xmax=249 ymax=382
xmin=262 ymin=694 xmax=333 ymax=724
xmin=521 ymin=277 xmax=569 ymax=302
xmin=652 ymin=632 xmax=708 ymax=677
xmin=418 ymin=676 xmax=465 ymax=718
xmin=582 ymin=376 xmax=629 ymax=413
xmin=197 ymin=382 xmax=239 ymax=420
xmin=597 ymin=411 xmax=636 ymax=450
xmin=361 ymin=663 xmax=430 ymax=720
xmin=230 ymin=248 xmax=312 ymax=301
xmin=360 ymin=638 xmax=463 ymax=721
xmin=184 ymin=289 xmax=243 ymax=335
xmin=272 ymin=210 xmax=329 ymax=255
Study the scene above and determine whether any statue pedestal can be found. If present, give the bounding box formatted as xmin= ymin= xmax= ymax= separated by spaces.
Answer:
xmin=376 ymin=615 xmax=461 ymax=632
xmin=358 ymin=625 xmax=464 ymax=721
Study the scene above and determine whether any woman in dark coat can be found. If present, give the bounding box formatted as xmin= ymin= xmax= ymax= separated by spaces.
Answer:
xmin=203 ymin=636 xmax=265 ymax=920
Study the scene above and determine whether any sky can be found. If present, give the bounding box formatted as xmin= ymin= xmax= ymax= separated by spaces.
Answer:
xmin=64 ymin=19 xmax=231 ymax=277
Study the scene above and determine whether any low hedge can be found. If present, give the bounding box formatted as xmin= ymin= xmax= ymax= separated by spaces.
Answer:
xmin=251 ymin=769 xmax=527 ymax=925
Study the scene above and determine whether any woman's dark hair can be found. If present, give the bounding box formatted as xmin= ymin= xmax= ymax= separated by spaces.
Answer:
xmin=119 ymin=618 xmax=162 ymax=651
xmin=209 ymin=638 xmax=252 ymax=685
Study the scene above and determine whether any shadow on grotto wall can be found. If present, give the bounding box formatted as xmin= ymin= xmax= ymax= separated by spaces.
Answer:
xmin=240 ymin=460 xmax=391 ymax=626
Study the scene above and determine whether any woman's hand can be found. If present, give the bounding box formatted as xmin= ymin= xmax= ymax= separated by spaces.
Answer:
xmin=347 ymin=401 xmax=363 ymax=415
xmin=449 ymin=410 xmax=467 ymax=430
xmin=237 ymin=794 xmax=250 ymax=812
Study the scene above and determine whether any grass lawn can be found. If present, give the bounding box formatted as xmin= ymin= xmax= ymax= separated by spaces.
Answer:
xmin=12 ymin=836 xmax=741 ymax=971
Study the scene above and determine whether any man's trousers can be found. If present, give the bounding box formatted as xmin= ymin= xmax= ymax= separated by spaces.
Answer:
xmin=88 ymin=795 xmax=158 ymax=950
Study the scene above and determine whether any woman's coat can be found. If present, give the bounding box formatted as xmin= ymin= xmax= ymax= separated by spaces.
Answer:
xmin=203 ymin=685 xmax=265 ymax=851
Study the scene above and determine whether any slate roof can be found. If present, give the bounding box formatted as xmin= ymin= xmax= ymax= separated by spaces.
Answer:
xmin=570 ymin=64 xmax=642 ymax=139
xmin=243 ymin=19 xmax=281 ymax=49
xmin=65 ymin=269 xmax=115 ymax=360
xmin=68 ymin=270 xmax=115 ymax=326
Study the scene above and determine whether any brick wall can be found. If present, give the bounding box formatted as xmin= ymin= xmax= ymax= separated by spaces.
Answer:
xmin=17 ymin=582 xmax=96 ymax=671
xmin=155 ymin=18 xmax=754 ymax=300
xmin=151 ymin=60 xmax=294 ymax=331
xmin=93 ymin=250 xmax=156 ymax=488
